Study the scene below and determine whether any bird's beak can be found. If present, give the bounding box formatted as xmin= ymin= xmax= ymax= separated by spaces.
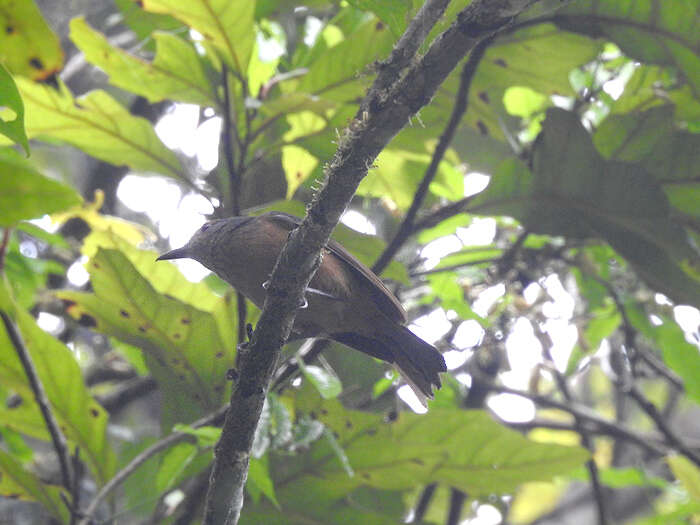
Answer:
xmin=156 ymin=246 xmax=190 ymax=261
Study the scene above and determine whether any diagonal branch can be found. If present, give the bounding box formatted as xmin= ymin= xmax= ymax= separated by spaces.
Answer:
xmin=373 ymin=34 xmax=494 ymax=274
xmin=78 ymin=406 xmax=227 ymax=525
xmin=202 ymin=2 xmax=544 ymax=523
xmin=0 ymin=311 xmax=74 ymax=494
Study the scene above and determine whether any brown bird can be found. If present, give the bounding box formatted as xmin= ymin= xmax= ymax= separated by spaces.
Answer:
xmin=157 ymin=212 xmax=446 ymax=401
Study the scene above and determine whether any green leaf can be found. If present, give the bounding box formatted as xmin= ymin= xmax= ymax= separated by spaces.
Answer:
xmin=0 ymin=63 xmax=29 ymax=153
xmin=0 ymin=0 xmax=63 ymax=79
xmin=113 ymin=0 xmax=184 ymax=52
xmin=569 ymin=465 xmax=667 ymax=489
xmin=416 ymin=23 xmax=600 ymax=143
xmin=357 ymin=149 xmax=464 ymax=210
xmin=594 ymin=106 xmax=700 ymax=219
xmin=10 ymin=78 xmax=185 ymax=180
xmin=5 ymin=233 xmax=64 ymax=309
xmin=293 ymin=18 xmax=395 ymax=102
xmin=70 ymin=18 xmax=216 ymax=107
xmin=155 ymin=441 xmax=198 ymax=492
xmin=0 ymin=148 xmax=81 ymax=226
xmin=0 ymin=449 xmax=69 ymax=523
xmin=0 ymin=297 xmax=115 ymax=485
xmin=248 ymin=455 xmax=279 ymax=507
xmin=469 ymin=108 xmax=700 ymax=307
xmin=558 ymin=0 xmax=700 ymax=93
xmin=278 ymin=394 xmax=588 ymax=515
xmin=346 ymin=0 xmax=411 ymax=37
xmin=297 ymin=361 xmax=342 ymax=400
xmin=282 ymin=145 xmax=318 ymax=198
xmin=58 ymin=249 xmax=235 ymax=427
xmin=627 ymin=306 xmax=700 ymax=404
xmin=142 ymin=0 xmax=256 ymax=74
xmin=668 ymin=454 xmax=700 ymax=501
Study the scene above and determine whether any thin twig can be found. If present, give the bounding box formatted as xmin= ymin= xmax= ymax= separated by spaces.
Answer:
xmin=221 ymin=66 xmax=249 ymax=346
xmin=272 ymin=339 xmax=331 ymax=392
xmin=542 ymin=343 xmax=609 ymax=525
xmin=626 ymin=383 xmax=700 ymax=467
xmin=447 ymin=488 xmax=467 ymax=525
xmin=410 ymin=257 xmax=499 ymax=277
xmin=0 ymin=311 xmax=74 ymax=493
xmin=486 ymin=382 xmax=667 ymax=456
xmin=411 ymin=483 xmax=437 ymax=522
xmin=373 ymin=35 xmax=494 ymax=275
xmin=0 ymin=227 xmax=10 ymax=272
xmin=78 ymin=406 xmax=227 ymax=525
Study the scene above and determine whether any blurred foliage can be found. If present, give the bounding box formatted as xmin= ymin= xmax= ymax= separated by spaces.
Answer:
xmin=0 ymin=0 xmax=699 ymax=524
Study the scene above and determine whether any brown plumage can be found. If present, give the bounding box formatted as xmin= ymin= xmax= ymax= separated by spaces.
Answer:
xmin=157 ymin=212 xmax=446 ymax=401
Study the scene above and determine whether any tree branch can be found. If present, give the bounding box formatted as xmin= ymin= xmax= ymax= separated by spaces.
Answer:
xmin=202 ymin=2 xmax=543 ymax=523
xmin=78 ymin=406 xmax=227 ymax=525
xmin=626 ymin=383 xmax=700 ymax=467
xmin=373 ymin=34 xmax=494 ymax=274
xmin=0 ymin=311 xmax=74 ymax=494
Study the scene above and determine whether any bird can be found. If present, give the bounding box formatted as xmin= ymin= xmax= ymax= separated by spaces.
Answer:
xmin=156 ymin=211 xmax=446 ymax=402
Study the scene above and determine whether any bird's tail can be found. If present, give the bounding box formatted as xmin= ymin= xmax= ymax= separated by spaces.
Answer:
xmin=388 ymin=325 xmax=446 ymax=406
xmin=332 ymin=325 xmax=446 ymax=406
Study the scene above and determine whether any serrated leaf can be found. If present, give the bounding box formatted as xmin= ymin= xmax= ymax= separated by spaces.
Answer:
xmin=142 ymin=0 xmax=256 ymax=74
xmin=0 ymin=0 xmax=63 ymax=79
xmin=10 ymin=78 xmax=185 ymax=180
xmin=0 ymin=63 xmax=28 ymax=153
xmin=57 ymin=249 xmax=235 ymax=427
xmin=0 ymin=148 xmax=81 ymax=226
xmin=0 ymin=291 xmax=115 ymax=485
xmin=70 ymin=18 xmax=216 ymax=107
xmin=0 ymin=449 xmax=68 ymax=523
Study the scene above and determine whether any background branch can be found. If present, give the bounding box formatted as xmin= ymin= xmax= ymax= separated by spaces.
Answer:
xmin=0 ymin=311 xmax=74 ymax=498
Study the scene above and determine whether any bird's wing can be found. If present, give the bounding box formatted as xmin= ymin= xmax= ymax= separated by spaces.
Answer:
xmin=263 ymin=212 xmax=408 ymax=324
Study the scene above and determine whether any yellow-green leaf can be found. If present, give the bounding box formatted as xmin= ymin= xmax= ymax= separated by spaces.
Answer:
xmin=0 ymin=449 xmax=68 ymax=523
xmin=0 ymin=63 xmax=29 ymax=153
xmin=0 ymin=148 xmax=81 ymax=226
xmin=0 ymin=0 xmax=63 ymax=79
xmin=142 ymin=0 xmax=256 ymax=74
xmin=12 ymin=78 xmax=185 ymax=180
xmin=70 ymin=17 xmax=216 ymax=107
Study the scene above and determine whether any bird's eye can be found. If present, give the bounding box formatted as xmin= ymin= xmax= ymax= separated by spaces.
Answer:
xmin=200 ymin=223 xmax=210 ymax=232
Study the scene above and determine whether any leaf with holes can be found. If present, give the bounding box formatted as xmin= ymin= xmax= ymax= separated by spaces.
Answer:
xmin=0 ymin=295 xmax=115 ymax=486
xmin=0 ymin=0 xmax=63 ymax=80
xmin=58 ymin=249 xmax=235 ymax=428
xmin=255 ymin=391 xmax=588 ymax=522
